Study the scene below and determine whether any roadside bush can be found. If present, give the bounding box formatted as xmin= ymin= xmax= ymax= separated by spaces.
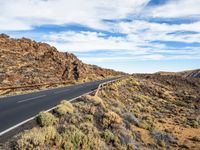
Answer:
xmin=42 ymin=126 xmax=57 ymax=141
xmin=80 ymin=122 xmax=102 ymax=149
xmin=54 ymin=133 xmax=63 ymax=147
xmin=102 ymin=111 xmax=123 ymax=128
xmin=55 ymin=100 xmax=74 ymax=115
xmin=85 ymin=95 xmax=105 ymax=108
xmin=16 ymin=128 xmax=45 ymax=149
xmin=61 ymin=125 xmax=85 ymax=149
xmin=37 ymin=111 xmax=57 ymax=127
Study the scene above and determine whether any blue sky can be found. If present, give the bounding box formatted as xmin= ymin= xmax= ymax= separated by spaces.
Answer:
xmin=1 ymin=0 xmax=200 ymax=73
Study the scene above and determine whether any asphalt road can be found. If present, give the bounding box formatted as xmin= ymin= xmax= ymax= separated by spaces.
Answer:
xmin=0 ymin=77 xmax=119 ymax=136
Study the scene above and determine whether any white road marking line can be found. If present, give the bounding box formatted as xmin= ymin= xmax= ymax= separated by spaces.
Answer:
xmin=54 ymin=89 xmax=70 ymax=94
xmin=17 ymin=95 xmax=46 ymax=103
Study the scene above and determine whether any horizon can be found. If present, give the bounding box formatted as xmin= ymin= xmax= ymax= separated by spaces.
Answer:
xmin=1 ymin=0 xmax=200 ymax=73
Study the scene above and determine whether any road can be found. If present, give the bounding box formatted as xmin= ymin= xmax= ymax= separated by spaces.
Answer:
xmin=0 ymin=77 xmax=119 ymax=136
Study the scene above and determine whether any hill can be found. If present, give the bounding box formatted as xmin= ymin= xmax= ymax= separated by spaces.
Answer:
xmin=178 ymin=69 xmax=200 ymax=78
xmin=3 ymin=74 xmax=200 ymax=149
xmin=155 ymin=69 xmax=200 ymax=78
xmin=0 ymin=34 xmax=124 ymax=96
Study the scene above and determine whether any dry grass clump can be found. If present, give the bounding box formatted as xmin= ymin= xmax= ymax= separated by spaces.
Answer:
xmin=102 ymin=111 xmax=123 ymax=128
xmin=16 ymin=126 xmax=56 ymax=149
xmin=37 ymin=111 xmax=57 ymax=127
xmin=60 ymin=124 xmax=104 ymax=150
xmin=55 ymin=100 xmax=74 ymax=115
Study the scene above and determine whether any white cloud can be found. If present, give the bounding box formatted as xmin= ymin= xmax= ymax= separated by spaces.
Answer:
xmin=45 ymin=31 xmax=145 ymax=53
xmin=148 ymin=0 xmax=200 ymax=18
xmin=1 ymin=0 xmax=200 ymax=72
xmin=0 ymin=0 xmax=150 ymax=31
xmin=43 ymin=28 xmax=200 ymax=63
xmin=116 ymin=20 xmax=200 ymax=43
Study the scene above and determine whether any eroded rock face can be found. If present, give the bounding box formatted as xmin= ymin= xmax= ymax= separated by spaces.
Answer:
xmin=0 ymin=34 xmax=124 ymax=87
xmin=179 ymin=69 xmax=200 ymax=78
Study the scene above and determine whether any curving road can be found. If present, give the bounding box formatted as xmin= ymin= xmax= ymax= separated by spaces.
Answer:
xmin=0 ymin=77 xmax=119 ymax=136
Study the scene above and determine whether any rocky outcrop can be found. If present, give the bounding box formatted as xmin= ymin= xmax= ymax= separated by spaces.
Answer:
xmin=0 ymin=34 xmax=124 ymax=88
xmin=178 ymin=69 xmax=200 ymax=78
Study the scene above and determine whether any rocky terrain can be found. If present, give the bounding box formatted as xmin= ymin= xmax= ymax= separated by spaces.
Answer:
xmin=178 ymin=69 xmax=200 ymax=78
xmin=0 ymin=34 xmax=124 ymax=96
xmin=3 ymin=74 xmax=200 ymax=150
xmin=156 ymin=69 xmax=200 ymax=78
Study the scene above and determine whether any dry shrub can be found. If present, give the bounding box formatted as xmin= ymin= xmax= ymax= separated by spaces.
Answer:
xmin=42 ymin=126 xmax=57 ymax=141
xmin=55 ymin=100 xmax=74 ymax=115
xmin=103 ymin=129 xmax=116 ymax=144
xmin=79 ymin=122 xmax=104 ymax=150
xmin=61 ymin=125 xmax=87 ymax=149
xmin=102 ymin=111 xmax=123 ymax=128
xmin=85 ymin=95 xmax=105 ymax=108
xmin=16 ymin=128 xmax=45 ymax=149
xmin=16 ymin=126 xmax=57 ymax=149
xmin=60 ymin=124 xmax=105 ymax=150
xmin=37 ymin=111 xmax=57 ymax=127
xmin=84 ymin=114 xmax=94 ymax=123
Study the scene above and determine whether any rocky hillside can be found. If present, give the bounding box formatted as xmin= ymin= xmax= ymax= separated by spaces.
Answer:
xmin=0 ymin=34 xmax=124 ymax=95
xmin=3 ymin=74 xmax=200 ymax=149
xmin=178 ymin=69 xmax=200 ymax=78
xmin=156 ymin=69 xmax=200 ymax=78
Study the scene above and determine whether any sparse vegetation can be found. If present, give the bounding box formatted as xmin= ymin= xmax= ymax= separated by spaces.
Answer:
xmin=16 ymin=126 xmax=56 ymax=149
xmin=102 ymin=111 xmax=123 ymax=128
xmin=4 ymin=75 xmax=200 ymax=149
xmin=55 ymin=100 xmax=74 ymax=115
xmin=37 ymin=111 xmax=57 ymax=127
xmin=103 ymin=129 xmax=115 ymax=144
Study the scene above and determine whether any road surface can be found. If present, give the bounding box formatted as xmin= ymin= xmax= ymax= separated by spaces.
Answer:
xmin=0 ymin=77 xmax=119 ymax=136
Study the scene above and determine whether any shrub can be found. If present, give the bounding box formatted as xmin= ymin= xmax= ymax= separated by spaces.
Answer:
xmin=102 ymin=111 xmax=123 ymax=128
xmin=42 ymin=126 xmax=57 ymax=141
xmin=103 ymin=129 xmax=115 ymax=144
xmin=80 ymin=122 xmax=99 ymax=137
xmin=85 ymin=95 xmax=105 ymax=108
xmin=84 ymin=114 xmax=94 ymax=123
xmin=79 ymin=123 xmax=102 ymax=149
xmin=191 ymin=136 xmax=200 ymax=142
xmin=63 ymin=140 xmax=74 ymax=150
xmin=37 ymin=111 xmax=57 ymax=127
xmin=119 ymin=130 xmax=134 ymax=145
xmin=127 ymin=143 xmax=135 ymax=150
xmin=54 ymin=133 xmax=63 ymax=147
xmin=55 ymin=100 xmax=74 ymax=115
xmin=137 ymin=120 xmax=151 ymax=130
xmin=16 ymin=126 xmax=57 ymax=149
xmin=152 ymin=131 xmax=177 ymax=146
xmin=158 ymin=140 xmax=166 ymax=147
xmin=16 ymin=128 xmax=45 ymax=149
xmin=123 ymin=113 xmax=140 ymax=125
xmin=61 ymin=125 xmax=85 ymax=149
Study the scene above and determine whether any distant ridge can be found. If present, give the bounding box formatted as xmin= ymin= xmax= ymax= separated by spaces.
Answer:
xmin=155 ymin=69 xmax=200 ymax=78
